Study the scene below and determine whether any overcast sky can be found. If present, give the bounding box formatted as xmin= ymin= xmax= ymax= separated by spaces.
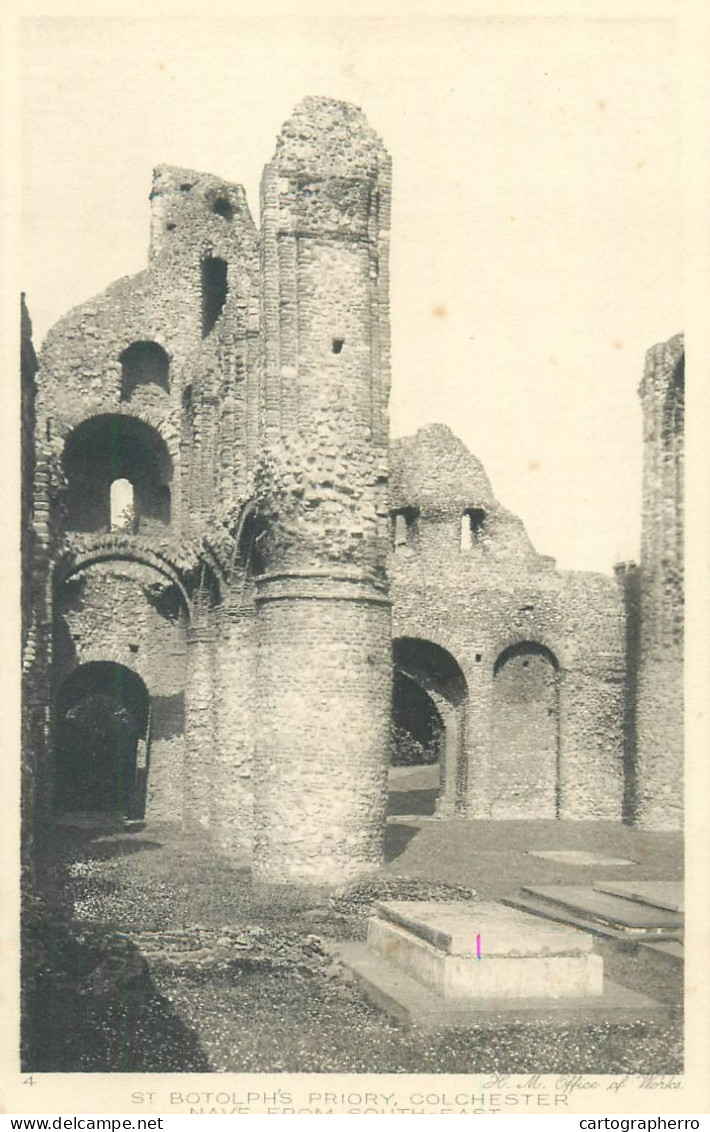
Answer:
xmin=20 ymin=7 xmax=682 ymax=573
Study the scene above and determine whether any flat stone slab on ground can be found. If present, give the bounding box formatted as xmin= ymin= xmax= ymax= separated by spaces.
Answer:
xmin=374 ymin=900 xmax=594 ymax=956
xmin=594 ymin=881 xmax=683 ymax=914
xmin=521 ymin=887 xmax=683 ymax=932
xmin=526 ymin=850 xmax=637 ymax=867
xmin=334 ymin=941 xmax=668 ymax=1031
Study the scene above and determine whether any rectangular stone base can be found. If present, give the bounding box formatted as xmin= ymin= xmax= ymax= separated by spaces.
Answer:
xmin=368 ymin=916 xmax=603 ymax=999
xmin=369 ymin=900 xmax=602 ymax=1000
xmin=334 ymin=942 xmax=669 ymax=1031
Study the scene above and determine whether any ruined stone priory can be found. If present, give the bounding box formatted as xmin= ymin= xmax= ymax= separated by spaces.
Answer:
xmin=21 ymin=97 xmax=684 ymax=904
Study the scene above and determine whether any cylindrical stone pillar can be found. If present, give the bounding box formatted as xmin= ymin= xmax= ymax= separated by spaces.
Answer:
xmin=253 ymin=98 xmax=392 ymax=902
xmin=253 ymin=573 xmax=391 ymax=901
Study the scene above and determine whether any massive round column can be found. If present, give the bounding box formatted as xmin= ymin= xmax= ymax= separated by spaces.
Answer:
xmin=252 ymin=98 xmax=392 ymax=902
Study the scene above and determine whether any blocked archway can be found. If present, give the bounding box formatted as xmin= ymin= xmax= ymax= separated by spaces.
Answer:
xmin=390 ymin=637 xmax=468 ymax=816
xmin=491 ymin=641 xmax=560 ymax=818
xmin=55 ymin=662 xmax=150 ymax=818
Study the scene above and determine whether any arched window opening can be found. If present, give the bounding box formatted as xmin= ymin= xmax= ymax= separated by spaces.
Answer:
xmin=391 ymin=507 xmax=419 ymax=551
xmin=120 ymin=341 xmax=170 ymax=401
xmin=110 ymin=478 xmax=135 ymax=532
xmin=460 ymin=508 xmax=485 ymax=551
xmin=238 ymin=508 xmax=267 ymax=577
xmin=55 ymin=662 xmax=150 ymax=818
xmin=202 ymin=256 xmax=228 ymax=337
xmin=62 ymin=414 xmax=172 ymax=535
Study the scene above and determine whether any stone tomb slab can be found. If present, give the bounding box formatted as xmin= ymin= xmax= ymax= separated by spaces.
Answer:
xmin=374 ymin=900 xmax=595 ymax=955
xmin=369 ymin=901 xmax=602 ymax=1001
xmin=520 ymin=887 xmax=682 ymax=932
xmin=526 ymin=849 xmax=637 ymax=867
xmin=334 ymin=941 xmax=669 ymax=1031
xmin=594 ymin=881 xmax=684 ymax=914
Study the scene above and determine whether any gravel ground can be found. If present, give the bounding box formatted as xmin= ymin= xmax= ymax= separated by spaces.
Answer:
xmin=146 ymin=965 xmax=681 ymax=1075
xmin=24 ymin=819 xmax=683 ymax=1075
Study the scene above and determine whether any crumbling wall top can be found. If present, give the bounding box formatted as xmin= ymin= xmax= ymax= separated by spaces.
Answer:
xmin=638 ymin=331 xmax=684 ymax=401
xmin=271 ymin=96 xmax=389 ymax=176
xmin=390 ymin=424 xmax=494 ymax=515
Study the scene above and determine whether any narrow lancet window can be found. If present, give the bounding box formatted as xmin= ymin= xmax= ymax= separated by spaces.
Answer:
xmin=391 ymin=507 xmax=419 ymax=551
xmin=110 ymin=478 xmax=135 ymax=532
xmin=460 ymin=508 xmax=485 ymax=551
xmin=201 ymin=256 xmax=228 ymax=337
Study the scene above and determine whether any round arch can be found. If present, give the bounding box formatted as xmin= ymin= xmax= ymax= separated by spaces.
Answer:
xmin=61 ymin=414 xmax=173 ymax=535
xmin=119 ymin=340 xmax=170 ymax=401
xmin=54 ymin=547 xmax=192 ymax=623
xmin=391 ymin=636 xmax=468 ymax=816
xmin=494 ymin=639 xmax=560 ymax=677
xmin=492 ymin=640 xmax=560 ymax=819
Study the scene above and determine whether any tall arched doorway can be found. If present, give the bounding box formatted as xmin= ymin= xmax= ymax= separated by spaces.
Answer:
xmin=390 ymin=637 xmax=468 ymax=817
xmin=55 ymin=662 xmax=150 ymax=819
xmin=491 ymin=642 xmax=560 ymax=818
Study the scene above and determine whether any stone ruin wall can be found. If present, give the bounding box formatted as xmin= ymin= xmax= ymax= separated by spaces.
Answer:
xmin=20 ymin=98 xmax=684 ymax=898
xmin=633 ymin=333 xmax=684 ymax=830
xmin=389 ymin=425 xmax=627 ymax=823
xmin=25 ymin=155 xmax=262 ymax=853
xmin=21 ymin=297 xmax=39 ymax=879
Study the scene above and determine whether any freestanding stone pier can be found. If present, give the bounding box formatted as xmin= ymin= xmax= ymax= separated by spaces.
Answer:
xmin=251 ymin=99 xmax=393 ymax=904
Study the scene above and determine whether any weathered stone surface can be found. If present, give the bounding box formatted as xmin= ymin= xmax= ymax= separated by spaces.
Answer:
xmin=20 ymin=96 xmax=683 ymax=903
xmin=594 ymin=881 xmax=683 ymax=914
xmin=520 ymin=886 xmax=683 ymax=931
xmin=335 ymin=940 xmax=667 ymax=1029
xmin=631 ymin=335 xmax=684 ymax=831
xmin=367 ymin=902 xmax=602 ymax=1000
xmin=373 ymin=899 xmax=595 ymax=955
xmin=389 ymin=424 xmax=628 ymax=822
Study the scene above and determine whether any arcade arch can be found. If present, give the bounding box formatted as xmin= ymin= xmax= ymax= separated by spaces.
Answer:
xmin=390 ymin=637 xmax=468 ymax=816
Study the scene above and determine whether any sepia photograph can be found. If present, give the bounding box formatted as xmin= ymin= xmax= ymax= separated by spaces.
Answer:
xmin=7 ymin=0 xmax=707 ymax=1116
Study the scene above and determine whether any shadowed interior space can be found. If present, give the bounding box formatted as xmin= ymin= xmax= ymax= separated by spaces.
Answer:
xmin=55 ymin=661 xmax=150 ymax=819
